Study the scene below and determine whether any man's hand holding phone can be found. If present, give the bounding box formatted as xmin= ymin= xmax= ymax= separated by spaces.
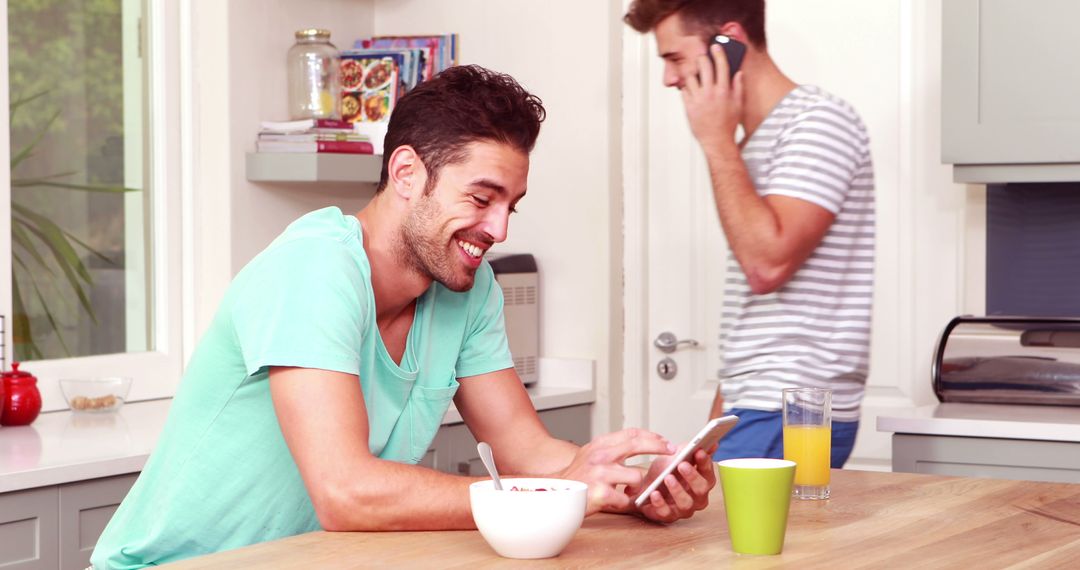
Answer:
xmin=631 ymin=446 xmax=718 ymax=523
xmin=624 ymin=416 xmax=737 ymax=524
xmin=681 ymin=35 xmax=746 ymax=150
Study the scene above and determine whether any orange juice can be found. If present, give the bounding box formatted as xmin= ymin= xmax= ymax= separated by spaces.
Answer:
xmin=783 ymin=425 xmax=831 ymax=486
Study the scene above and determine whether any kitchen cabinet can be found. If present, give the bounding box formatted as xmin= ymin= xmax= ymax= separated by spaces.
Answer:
xmin=58 ymin=474 xmax=139 ymax=569
xmin=0 ymin=473 xmax=137 ymax=570
xmin=419 ymin=404 xmax=592 ymax=476
xmin=0 ymin=486 xmax=58 ymax=569
xmin=942 ymin=0 xmax=1080 ymax=183
xmin=892 ymin=434 xmax=1080 ymax=483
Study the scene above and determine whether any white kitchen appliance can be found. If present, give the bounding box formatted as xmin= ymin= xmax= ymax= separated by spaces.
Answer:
xmin=487 ymin=253 xmax=539 ymax=385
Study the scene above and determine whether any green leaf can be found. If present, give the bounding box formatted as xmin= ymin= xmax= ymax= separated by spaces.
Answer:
xmin=13 ymin=180 xmax=138 ymax=193
xmin=27 ymin=270 xmax=73 ymax=357
xmin=9 ymin=171 xmax=80 ymax=185
xmin=9 ymin=88 xmax=50 ymax=119
xmin=10 ymin=107 xmax=62 ymax=171
xmin=10 ymin=266 xmax=44 ymax=361
xmin=63 ymin=229 xmax=117 ymax=267
xmin=11 ymin=218 xmax=56 ymax=274
xmin=14 ymin=208 xmax=99 ymax=325
xmin=12 ymin=202 xmax=93 ymax=283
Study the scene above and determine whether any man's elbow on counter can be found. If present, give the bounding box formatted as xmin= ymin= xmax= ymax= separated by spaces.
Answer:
xmin=312 ymin=483 xmax=392 ymax=532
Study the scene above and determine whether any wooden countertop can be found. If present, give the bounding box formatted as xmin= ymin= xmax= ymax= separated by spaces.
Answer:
xmin=168 ymin=469 xmax=1080 ymax=568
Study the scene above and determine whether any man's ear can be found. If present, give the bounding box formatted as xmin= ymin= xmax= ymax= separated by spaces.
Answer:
xmin=719 ymin=22 xmax=749 ymax=46
xmin=387 ymin=145 xmax=426 ymax=200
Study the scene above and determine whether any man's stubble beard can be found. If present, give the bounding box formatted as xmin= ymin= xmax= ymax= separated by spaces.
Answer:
xmin=397 ymin=193 xmax=476 ymax=293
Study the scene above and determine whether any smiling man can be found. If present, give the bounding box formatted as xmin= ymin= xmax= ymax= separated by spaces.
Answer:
xmin=91 ymin=65 xmax=716 ymax=568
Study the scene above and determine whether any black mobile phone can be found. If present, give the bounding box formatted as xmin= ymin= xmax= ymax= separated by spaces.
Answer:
xmin=709 ymin=34 xmax=746 ymax=81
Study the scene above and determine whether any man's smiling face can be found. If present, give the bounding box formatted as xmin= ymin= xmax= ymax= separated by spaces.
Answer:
xmin=400 ymin=140 xmax=529 ymax=292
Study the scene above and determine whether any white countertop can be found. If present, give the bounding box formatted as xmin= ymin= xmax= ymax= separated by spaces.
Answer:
xmin=877 ymin=402 xmax=1080 ymax=443
xmin=0 ymin=357 xmax=594 ymax=494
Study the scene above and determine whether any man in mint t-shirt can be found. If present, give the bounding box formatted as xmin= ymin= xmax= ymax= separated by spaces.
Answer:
xmin=92 ymin=65 xmax=718 ymax=568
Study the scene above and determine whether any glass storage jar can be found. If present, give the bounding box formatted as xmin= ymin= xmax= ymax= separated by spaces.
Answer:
xmin=287 ymin=28 xmax=341 ymax=120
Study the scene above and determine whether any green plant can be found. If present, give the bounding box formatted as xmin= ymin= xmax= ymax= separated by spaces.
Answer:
xmin=9 ymin=90 xmax=138 ymax=360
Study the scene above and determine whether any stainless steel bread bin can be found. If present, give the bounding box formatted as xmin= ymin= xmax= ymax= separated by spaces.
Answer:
xmin=933 ymin=316 xmax=1080 ymax=406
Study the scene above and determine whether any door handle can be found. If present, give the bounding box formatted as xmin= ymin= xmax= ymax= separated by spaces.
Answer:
xmin=654 ymin=331 xmax=700 ymax=353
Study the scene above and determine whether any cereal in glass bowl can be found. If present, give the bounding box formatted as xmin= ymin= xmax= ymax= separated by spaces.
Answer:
xmin=59 ymin=377 xmax=133 ymax=413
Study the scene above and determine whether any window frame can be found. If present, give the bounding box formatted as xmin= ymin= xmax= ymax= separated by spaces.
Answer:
xmin=0 ymin=0 xmax=185 ymax=412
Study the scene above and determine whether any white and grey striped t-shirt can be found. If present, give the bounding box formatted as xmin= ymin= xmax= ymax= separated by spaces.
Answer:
xmin=719 ymin=85 xmax=874 ymax=422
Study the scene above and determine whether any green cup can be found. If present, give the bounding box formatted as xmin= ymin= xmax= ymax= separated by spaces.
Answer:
xmin=718 ymin=458 xmax=797 ymax=555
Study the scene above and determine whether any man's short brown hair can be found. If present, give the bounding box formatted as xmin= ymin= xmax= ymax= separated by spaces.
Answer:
xmin=377 ymin=64 xmax=546 ymax=193
xmin=624 ymin=0 xmax=767 ymax=48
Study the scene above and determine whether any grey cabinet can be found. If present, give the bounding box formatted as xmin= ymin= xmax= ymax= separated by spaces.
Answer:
xmin=892 ymin=434 xmax=1080 ymax=483
xmin=942 ymin=0 xmax=1080 ymax=183
xmin=58 ymin=474 xmax=138 ymax=570
xmin=0 ymin=473 xmax=137 ymax=570
xmin=418 ymin=404 xmax=592 ymax=476
xmin=0 ymin=486 xmax=59 ymax=569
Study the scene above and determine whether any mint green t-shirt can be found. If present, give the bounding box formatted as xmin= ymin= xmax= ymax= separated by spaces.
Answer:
xmin=91 ymin=207 xmax=513 ymax=568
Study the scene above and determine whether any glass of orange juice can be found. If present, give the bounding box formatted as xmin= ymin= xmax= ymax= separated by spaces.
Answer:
xmin=782 ymin=388 xmax=832 ymax=500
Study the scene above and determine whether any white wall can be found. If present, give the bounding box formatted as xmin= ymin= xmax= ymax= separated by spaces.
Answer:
xmin=189 ymin=0 xmax=376 ymax=342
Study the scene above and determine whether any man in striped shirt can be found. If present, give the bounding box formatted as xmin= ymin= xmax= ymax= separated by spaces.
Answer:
xmin=625 ymin=0 xmax=874 ymax=467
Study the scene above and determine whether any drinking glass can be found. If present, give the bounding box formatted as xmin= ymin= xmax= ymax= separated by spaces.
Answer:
xmin=782 ymin=387 xmax=832 ymax=500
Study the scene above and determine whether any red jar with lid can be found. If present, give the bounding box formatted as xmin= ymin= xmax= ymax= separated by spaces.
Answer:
xmin=1 ymin=362 xmax=42 ymax=426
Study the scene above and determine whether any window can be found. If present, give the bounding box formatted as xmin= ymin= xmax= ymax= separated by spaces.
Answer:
xmin=2 ymin=0 xmax=183 ymax=411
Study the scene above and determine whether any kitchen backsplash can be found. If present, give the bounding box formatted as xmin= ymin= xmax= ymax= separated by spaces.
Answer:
xmin=987 ymin=182 xmax=1080 ymax=317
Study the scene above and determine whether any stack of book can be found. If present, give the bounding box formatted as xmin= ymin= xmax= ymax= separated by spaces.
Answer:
xmin=256 ymin=118 xmax=374 ymax=154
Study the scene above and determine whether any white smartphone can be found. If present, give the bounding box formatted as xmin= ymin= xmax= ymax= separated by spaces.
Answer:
xmin=633 ymin=415 xmax=738 ymax=509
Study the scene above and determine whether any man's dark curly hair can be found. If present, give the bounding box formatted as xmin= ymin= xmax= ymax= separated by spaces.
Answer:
xmin=376 ymin=64 xmax=546 ymax=193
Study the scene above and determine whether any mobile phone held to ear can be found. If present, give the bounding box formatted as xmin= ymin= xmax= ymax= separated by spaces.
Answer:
xmin=710 ymin=34 xmax=746 ymax=81
xmin=633 ymin=415 xmax=739 ymax=509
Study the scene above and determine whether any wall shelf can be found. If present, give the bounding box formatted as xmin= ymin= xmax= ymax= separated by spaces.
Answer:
xmin=245 ymin=152 xmax=382 ymax=183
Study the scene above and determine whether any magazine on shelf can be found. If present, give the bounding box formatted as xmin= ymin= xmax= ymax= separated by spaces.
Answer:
xmin=342 ymin=47 xmax=423 ymax=92
xmin=258 ymin=132 xmax=369 ymax=143
xmin=256 ymin=139 xmax=374 ymax=154
xmin=368 ymin=34 xmax=458 ymax=80
xmin=340 ymin=53 xmax=400 ymax=124
xmin=259 ymin=118 xmax=354 ymax=132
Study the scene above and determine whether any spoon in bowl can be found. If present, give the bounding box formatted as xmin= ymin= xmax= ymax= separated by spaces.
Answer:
xmin=477 ymin=442 xmax=503 ymax=490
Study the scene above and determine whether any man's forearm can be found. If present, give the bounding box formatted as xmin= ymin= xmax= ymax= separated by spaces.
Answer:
xmin=316 ymin=458 xmax=482 ymax=532
xmin=702 ymin=141 xmax=784 ymax=272
xmin=500 ymin=435 xmax=580 ymax=477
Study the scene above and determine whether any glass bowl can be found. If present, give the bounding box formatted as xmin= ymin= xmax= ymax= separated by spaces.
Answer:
xmin=59 ymin=377 xmax=133 ymax=413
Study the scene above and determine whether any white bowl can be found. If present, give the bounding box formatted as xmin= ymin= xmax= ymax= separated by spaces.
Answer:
xmin=469 ymin=477 xmax=587 ymax=559
xmin=58 ymin=377 xmax=133 ymax=413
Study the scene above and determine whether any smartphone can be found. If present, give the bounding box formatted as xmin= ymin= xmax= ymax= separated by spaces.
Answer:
xmin=633 ymin=415 xmax=739 ymax=509
xmin=709 ymin=34 xmax=746 ymax=81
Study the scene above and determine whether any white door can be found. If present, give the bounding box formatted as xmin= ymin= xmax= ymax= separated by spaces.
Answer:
xmin=622 ymin=0 xmax=950 ymax=466
xmin=621 ymin=17 xmax=728 ymax=445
